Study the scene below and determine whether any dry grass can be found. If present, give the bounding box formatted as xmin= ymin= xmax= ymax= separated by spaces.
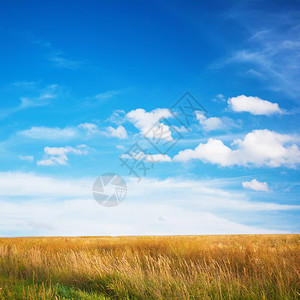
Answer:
xmin=0 ymin=235 xmax=299 ymax=299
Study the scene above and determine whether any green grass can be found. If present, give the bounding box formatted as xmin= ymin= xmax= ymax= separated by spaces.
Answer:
xmin=0 ymin=275 xmax=107 ymax=299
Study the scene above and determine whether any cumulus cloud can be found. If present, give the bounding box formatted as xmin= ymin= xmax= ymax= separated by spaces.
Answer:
xmin=195 ymin=112 xmax=223 ymax=131
xmin=195 ymin=112 xmax=239 ymax=132
xmin=242 ymin=179 xmax=269 ymax=192
xmin=106 ymin=125 xmax=127 ymax=139
xmin=228 ymin=95 xmax=284 ymax=115
xmin=126 ymin=108 xmax=173 ymax=140
xmin=174 ymin=129 xmax=300 ymax=168
xmin=37 ymin=145 xmax=88 ymax=166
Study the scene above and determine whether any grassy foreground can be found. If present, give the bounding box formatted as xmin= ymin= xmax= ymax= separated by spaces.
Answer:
xmin=0 ymin=235 xmax=299 ymax=299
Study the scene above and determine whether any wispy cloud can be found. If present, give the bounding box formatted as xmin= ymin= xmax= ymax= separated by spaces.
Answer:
xmin=0 ymin=84 xmax=60 ymax=119
xmin=19 ymin=155 xmax=34 ymax=162
xmin=18 ymin=31 xmax=84 ymax=69
xmin=48 ymin=52 xmax=83 ymax=69
xmin=218 ymin=7 xmax=300 ymax=97
xmin=19 ymin=84 xmax=59 ymax=109
xmin=95 ymin=90 xmax=120 ymax=100
xmin=19 ymin=126 xmax=77 ymax=140
xmin=0 ymin=172 xmax=296 ymax=236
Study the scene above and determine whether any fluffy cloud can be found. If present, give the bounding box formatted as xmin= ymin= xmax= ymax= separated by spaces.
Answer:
xmin=228 ymin=95 xmax=284 ymax=115
xmin=106 ymin=125 xmax=127 ymax=139
xmin=174 ymin=129 xmax=300 ymax=168
xmin=37 ymin=145 xmax=88 ymax=166
xmin=195 ymin=112 xmax=239 ymax=131
xmin=126 ymin=108 xmax=173 ymax=140
xmin=195 ymin=112 xmax=223 ymax=131
xmin=242 ymin=179 xmax=269 ymax=192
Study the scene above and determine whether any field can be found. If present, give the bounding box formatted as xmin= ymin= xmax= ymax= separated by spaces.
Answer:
xmin=0 ymin=235 xmax=299 ymax=299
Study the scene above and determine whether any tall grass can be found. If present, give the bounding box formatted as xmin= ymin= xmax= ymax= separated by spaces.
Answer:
xmin=0 ymin=235 xmax=299 ymax=299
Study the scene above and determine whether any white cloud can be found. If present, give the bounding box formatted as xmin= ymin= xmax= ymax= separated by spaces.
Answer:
xmin=78 ymin=122 xmax=100 ymax=134
xmin=37 ymin=145 xmax=88 ymax=166
xmin=174 ymin=129 xmax=300 ymax=168
xmin=195 ymin=112 xmax=223 ymax=131
xmin=116 ymin=145 xmax=126 ymax=150
xmin=0 ymin=172 xmax=90 ymax=197
xmin=0 ymin=172 xmax=297 ymax=236
xmin=173 ymin=125 xmax=189 ymax=133
xmin=106 ymin=110 xmax=126 ymax=125
xmin=242 ymin=179 xmax=269 ymax=192
xmin=20 ymin=84 xmax=59 ymax=109
xmin=19 ymin=155 xmax=34 ymax=162
xmin=195 ymin=112 xmax=239 ymax=132
xmin=174 ymin=138 xmax=232 ymax=165
xmin=19 ymin=126 xmax=77 ymax=140
xmin=106 ymin=125 xmax=127 ymax=139
xmin=126 ymin=108 xmax=173 ymax=139
xmin=95 ymin=90 xmax=120 ymax=100
xmin=212 ymin=93 xmax=226 ymax=102
xmin=19 ymin=123 xmax=127 ymax=140
xmin=78 ymin=123 xmax=127 ymax=139
xmin=48 ymin=52 xmax=82 ymax=69
xmin=144 ymin=154 xmax=172 ymax=162
xmin=228 ymin=95 xmax=284 ymax=115
xmin=120 ymin=151 xmax=171 ymax=163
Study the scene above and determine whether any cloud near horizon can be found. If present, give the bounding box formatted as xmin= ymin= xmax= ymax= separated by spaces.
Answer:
xmin=0 ymin=172 xmax=297 ymax=236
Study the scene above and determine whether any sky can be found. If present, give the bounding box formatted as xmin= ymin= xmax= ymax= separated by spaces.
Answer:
xmin=0 ymin=0 xmax=299 ymax=237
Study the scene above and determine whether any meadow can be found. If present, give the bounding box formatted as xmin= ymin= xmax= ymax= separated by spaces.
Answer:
xmin=0 ymin=234 xmax=299 ymax=299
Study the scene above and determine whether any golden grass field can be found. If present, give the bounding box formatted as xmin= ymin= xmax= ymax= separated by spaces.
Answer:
xmin=0 ymin=234 xmax=299 ymax=299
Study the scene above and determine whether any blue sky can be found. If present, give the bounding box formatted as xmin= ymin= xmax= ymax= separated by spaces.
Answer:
xmin=0 ymin=0 xmax=299 ymax=236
